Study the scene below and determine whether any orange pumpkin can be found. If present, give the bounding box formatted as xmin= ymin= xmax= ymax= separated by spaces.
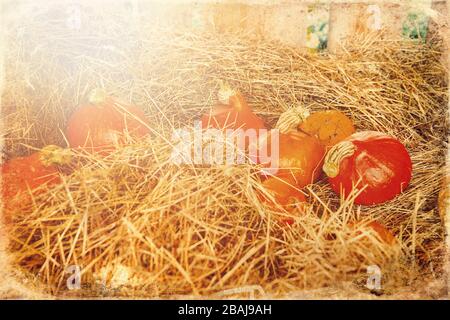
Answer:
xmin=259 ymin=176 xmax=308 ymax=225
xmin=1 ymin=145 xmax=71 ymax=214
xmin=353 ymin=221 xmax=396 ymax=245
xmin=298 ymin=110 xmax=355 ymax=148
xmin=66 ymin=89 xmax=150 ymax=154
xmin=257 ymin=130 xmax=324 ymax=225
xmin=323 ymin=131 xmax=412 ymax=205
xmin=201 ymin=83 xmax=266 ymax=132
xmin=261 ymin=131 xmax=325 ymax=188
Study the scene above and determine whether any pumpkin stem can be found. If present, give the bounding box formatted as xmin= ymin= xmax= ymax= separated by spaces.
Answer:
xmin=88 ymin=88 xmax=108 ymax=105
xmin=217 ymin=81 xmax=236 ymax=105
xmin=39 ymin=145 xmax=72 ymax=166
xmin=323 ymin=140 xmax=356 ymax=178
xmin=275 ymin=105 xmax=310 ymax=134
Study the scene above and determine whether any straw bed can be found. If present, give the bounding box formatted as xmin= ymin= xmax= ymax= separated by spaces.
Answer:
xmin=1 ymin=5 xmax=448 ymax=298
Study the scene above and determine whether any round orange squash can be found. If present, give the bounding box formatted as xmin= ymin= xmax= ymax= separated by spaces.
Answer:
xmin=298 ymin=110 xmax=355 ymax=148
xmin=66 ymin=89 xmax=150 ymax=154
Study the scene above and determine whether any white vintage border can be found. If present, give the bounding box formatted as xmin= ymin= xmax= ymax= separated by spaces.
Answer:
xmin=0 ymin=0 xmax=448 ymax=299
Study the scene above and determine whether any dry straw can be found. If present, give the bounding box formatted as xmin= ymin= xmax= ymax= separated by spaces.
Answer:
xmin=1 ymin=3 xmax=448 ymax=298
